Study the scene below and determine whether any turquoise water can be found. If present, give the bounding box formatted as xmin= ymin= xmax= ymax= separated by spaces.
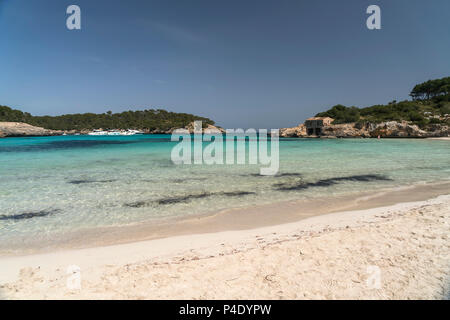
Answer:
xmin=0 ymin=135 xmax=449 ymax=246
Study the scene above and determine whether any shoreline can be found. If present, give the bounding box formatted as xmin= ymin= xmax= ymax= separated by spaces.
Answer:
xmin=1 ymin=192 xmax=449 ymax=299
xmin=427 ymin=137 xmax=450 ymax=140
xmin=1 ymin=131 xmax=449 ymax=139
xmin=2 ymin=180 xmax=450 ymax=256
xmin=2 ymin=136 xmax=450 ymax=140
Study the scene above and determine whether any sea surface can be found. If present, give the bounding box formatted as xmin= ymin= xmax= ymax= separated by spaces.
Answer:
xmin=0 ymin=135 xmax=449 ymax=249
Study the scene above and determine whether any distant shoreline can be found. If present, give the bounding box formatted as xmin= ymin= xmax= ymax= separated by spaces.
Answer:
xmin=1 ymin=118 xmax=449 ymax=139
xmin=1 ymin=130 xmax=449 ymax=140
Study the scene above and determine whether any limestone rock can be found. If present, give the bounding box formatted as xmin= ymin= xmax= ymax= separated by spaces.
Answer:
xmin=182 ymin=122 xmax=225 ymax=134
xmin=280 ymin=124 xmax=307 ymax=137
xmin=0 ymin=122 xmax=62 ymax=138
xmin=282 ymin=120 xmax=448 ymax=138
xmin=370 ymin=121 xmax=428 ymax=138
xmin=321 ymin=123 xmax=370 ymax=138
xmin=424 ymin=124 xmax=449 ymax=137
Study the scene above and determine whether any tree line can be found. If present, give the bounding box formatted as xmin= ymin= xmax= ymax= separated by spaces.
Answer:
xmin=410 ymin=77 xmax=450 ymax=100
xmin=0 ymin=106 xmax=215 ymax=131
xmin=316 ymin=76 xmax=450 ymax=128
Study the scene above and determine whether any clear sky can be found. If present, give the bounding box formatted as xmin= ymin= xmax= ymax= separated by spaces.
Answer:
xmin=1 ymin=0 xmax=449 ymax=128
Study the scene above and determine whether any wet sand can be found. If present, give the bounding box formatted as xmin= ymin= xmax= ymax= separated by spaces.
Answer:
xmin=0 ymin=190 xmax=449 ymax=299
xmin=1 ymin=181 xmax=449 ymax=255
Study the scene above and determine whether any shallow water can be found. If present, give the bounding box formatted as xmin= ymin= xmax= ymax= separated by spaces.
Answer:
xmin=0 ymin=135 xmax=449 ymax=246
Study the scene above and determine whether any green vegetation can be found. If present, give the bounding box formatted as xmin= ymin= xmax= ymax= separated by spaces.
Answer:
xmin=316 ymin=76 xmax=450 ymax=128
xmin=315 ymin=105 xmax=361 ymax=124
xmin=410 ymin=77 xmax=450 ymax=100
xmin=0 ymin=106 xmax=214 ymax=131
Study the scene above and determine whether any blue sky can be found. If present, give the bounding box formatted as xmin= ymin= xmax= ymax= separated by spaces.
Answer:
xmin=1 ymin=0 xmax=449 ymax=128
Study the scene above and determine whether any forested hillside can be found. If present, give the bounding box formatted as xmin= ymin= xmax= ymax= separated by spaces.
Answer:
xmin=316 ymin=77 xmax=450 ymax=128
xmin=0 ymin=107 xmax=214 ymax=131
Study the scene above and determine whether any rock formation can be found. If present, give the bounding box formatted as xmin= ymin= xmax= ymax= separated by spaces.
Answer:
xmin=0 ymin=122 xmax=62 ymax=138
xmin=182 ymin=122 xmax=225 ymax=134
xmin=280 ymin=121 xmax=449 ymax=138
xmin=368 ymin=121 xmax=428 ymax=138
xmin=321 ymin=123 xmax=370 ymax=138
xmin=280 ymin=124 xmax=307 ymax=137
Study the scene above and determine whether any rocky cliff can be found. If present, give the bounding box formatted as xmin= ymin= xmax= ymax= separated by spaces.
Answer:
xmin=280 ymin=124 xmax=307 ymax=137
xmin=182 ymin=122 xmax=225 ymax=134
xmin=0 ymin=122 xmax=62 ymax=138
xmin=280 ymin=121 xmax=449 ymax=138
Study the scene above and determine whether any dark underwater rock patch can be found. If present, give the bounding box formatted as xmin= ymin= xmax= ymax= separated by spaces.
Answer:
xmin=246 ymin=172 xmax=302 ymax=177
xmin=125 ymin=190 xmax=256 ymax=207
xmin=0 ymin=209 xmax=61 ymax=221
xmin=68 ymin=179 xmax=116 ymax=184
xmin=0 ymin=137 xmax=174 ymax=153
xmin=157 ymin=190 xmax=256 ymax=205
xmin=222 ymin=191 xmax=256 ymax=197
xmin=0 ymin=140 xmax=135 ymax=153
xmin=152 ymin=159 xmax=176 ymax=167
xmin=125 ymin=201 xmax=148 ymax=208
xmin=157 ymin=193 xmax=212 ymax=205
xmin=275 ymin=174 xmax=391 ymax=191
xmin=48 ymin=140 xmax=134 ymax=148
xmin=171 ymin=177 xmax=208 ymax=183
xmin=124 ymin=193 xmax=212 ymax=207
xmin=275 ymin=173 xmax=303 ymax=177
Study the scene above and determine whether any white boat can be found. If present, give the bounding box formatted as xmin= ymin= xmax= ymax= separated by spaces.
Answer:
xmin=120 ymin=131 xmax=135 ymax=136
xmin=88 ymin=130 xmax=108 ymax=136
xmin=127 ymin=129 xmax=143 ymax=135
xmin=88 ymin=129 xmax=143 ymax=136
xmin=107 ymin=131 xmax=122 ymax=136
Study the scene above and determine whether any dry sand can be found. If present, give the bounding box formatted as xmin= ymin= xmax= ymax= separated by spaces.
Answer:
xmin=0 ymin=193 xmax=449 ymax=300
xmin=427 ymin=137 xmax=450 ymax=140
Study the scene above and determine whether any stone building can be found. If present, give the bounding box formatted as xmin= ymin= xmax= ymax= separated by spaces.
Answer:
xmin=304 ymin=117 xmax=334 ymax=135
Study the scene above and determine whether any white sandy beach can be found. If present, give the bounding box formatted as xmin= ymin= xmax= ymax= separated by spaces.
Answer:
xmin=1 ymin=193 xmax=449 ymax=300
xmin=427 ymin=137 xmax=450 ymax=140
xmin=2 ymin=0 xmax=450 ymax=302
